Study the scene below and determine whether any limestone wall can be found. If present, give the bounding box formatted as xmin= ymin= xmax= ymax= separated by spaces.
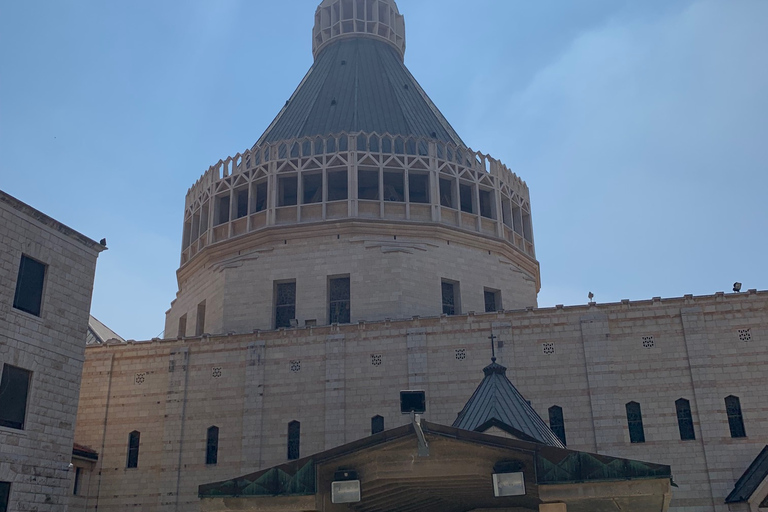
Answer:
xmin=78 ymin=290 xmax=767 ymax=512
xmin=0 ymin=191 xmax=102 ymax=511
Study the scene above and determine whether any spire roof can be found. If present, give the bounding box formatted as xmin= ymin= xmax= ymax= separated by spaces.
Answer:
xmin=452 ymin=359 xmax=566 ymax=448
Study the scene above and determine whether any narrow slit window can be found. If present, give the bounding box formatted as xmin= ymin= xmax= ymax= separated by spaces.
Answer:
xmin=725 ymin=395 xmax=746 ymax=438
xmin=235 ymin=188 xmax=249 ymax=219
xmin=253 ymin=181 xmax=268 ymax=212
xmin=371 ymin=415 xmax=384 ymax=434
xmin=625 ymin=401 xmax=645 ymax=443
xmin=73 ymin=467 xmax=83 ymax=495
xmin=275 ymin=281 xmax=297 ymax=329
xmin=441 ymin=280 xmax=458 ymax=316
xmin=358 ymin=169 xmax=379 ymax=200
xmin=329 ymin=276 xmax=351 ymax=324
xmin=206 ymin=426 xmax=219 ymax=465
xmin=303 ymin=173 xmax=323 ymax=204
xmin=439 ymin=178 xmax=454 ymax=208
xmin=0 ymin=364 xmax=32 ymax=430
xmin=408 ymin=173 xmax=429 ymax=203
xmin=676 ymin=398 xmax=695 ymax=441
xmin=383 ymin=171 xmax=404 ymax=202
xmin=216 ymin=195 xmax=230 ymax=225
xmin=327 ymin=170 xmax=348 ymax=201
xmin=177 ymin=314 xmax=187 ymax=338
xmin=287 ymin=421 xmax=300 ymax=460
xmin=0 ymin=482 xmax=10 ymax=512
xmin=196 ymin=301 xmax=206 ymax=336
xmin=548 ymin=405 xmax=567 ymax=446
xmin=13 ymin=255 xmax=46 ymax=317
xmin=126 ymin=431 xmax=140 ymax=468
xmin=459 ymin=183 xmax=474 ymax=213
xmin=278 ymin=176 xmax=298 ymax=206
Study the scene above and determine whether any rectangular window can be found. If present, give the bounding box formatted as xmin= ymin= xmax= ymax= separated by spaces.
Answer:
xmin=13 ymin=255 xmax=46 ymax=317
xmin=479 ymin=189 xmax=494 ymax=219
xmin=484 ymin=289 xmax=501 ymax=313
xmin=327 ymin=170 xmax=348 ymax=201
xmin=676 ymin=398 xmax=695 ymax=441
xmin=329 ymin=276 xmax=351 ymax=324
xmin=383 ymin=171 xmax=404 ymax=202
xmin=371 ymin=415 xmax=384 ymax=435
xmin=253 ymin=181 xmax=268 ymax=212
xmin=275 ymin=281 xmax=297 ymax=328
xmin=358 ymin=169 xmax=379 ymax=200
xmin=726 ymin=396 xmax=746 ymax=438
xmin=459 ymin=183 xmax=474 ymax=213
xmin=177 ymin=314 xmax=187 ymax=338
xmin=287 ymin=421 xmax=300 ymax=460
xmin=439 ymin=178 xmax=454 ymax=208
xmin=126 ymin=431 xmax=140 ymax=468
xmin=216 ymin=195 xmax=230 ymax=225
xmin=235 ymin=188 xmax=249 ymax=219
xmin=408 ymin=173 xmax=429 ymax=203
xmin=0 ymin=482 xmax=10 ymax=512
xmin=278 ymin=176 xmax=298 ymax=206
xmin=73 ymin=467 xmax=83 ymax=496
xmin=548 ymin=406 xmax=567 ymax=446
xmin=206 ymin=426 xmax=219 ymax=465
xmin=441 ymin=280 xmax=459 ymax=316
xmin=195 ymin=301 xmax=206 ymax=336
xmin=303 ymin=173 xmax=323 ymax=204
xmin=0 ymin=364 xmax=32 ymax=430
xmin=626 ymin=402 xmax=645 ymax=443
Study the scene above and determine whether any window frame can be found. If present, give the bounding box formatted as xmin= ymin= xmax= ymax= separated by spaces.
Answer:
xmin=371 ymin=415 xmax=384 ymax=435
xmin=441 ymin=279 xmax=460 ymax=316
xmin=287 ymin=420 xmax=301 ymax=460
xmin=274 ymin=280 xmax=297 ymax=329
xmin=725 ymin=395 xmax=747 ymax=438
xmin=328 ymin=275 xmax=351 ymax=324
xmin=126 ymin=431 xmax=141 ymax=469
xmin=13 ymin=254 xmax=47 ymax=317
xmin=548 ymin=405 xmax=566 ymax=446
xmin=0 ymin=481 xmax=10 ymax=512
xmin=484 ymin=288 xmax=501 ymax=313
xmin=0 ymin=364 xmax=32 ymax=430
xmin=206 ymin=426 xmax=219 ymax=465
xmin=625 ymin=401 xmax=645 ymax=443
xmin=675 ymin=398 xmax=695 ymax=441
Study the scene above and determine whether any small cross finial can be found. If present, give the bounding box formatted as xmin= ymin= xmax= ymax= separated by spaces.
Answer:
xmin=488 ymin=334 xmax=497 ymax=363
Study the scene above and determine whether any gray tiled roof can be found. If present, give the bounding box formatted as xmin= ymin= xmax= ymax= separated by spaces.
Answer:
xmin=86 ymin=315 xmax=124 ymax=345
xmin=726 ymin=445 xmax=768 ymax=503
xmin=256 ymin=37 xmax=465 ymax=146
xmin=452 ymin=360 xmax=565 ymax=448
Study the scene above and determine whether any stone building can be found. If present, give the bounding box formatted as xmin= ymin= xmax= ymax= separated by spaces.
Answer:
xmin=72 ymin=1 xmax=767 ymax=511
xmin=0 ymin=190 xmax=105 ymax=511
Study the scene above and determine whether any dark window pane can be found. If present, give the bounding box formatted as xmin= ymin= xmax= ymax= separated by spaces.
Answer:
xmin=0 ymin=364 xmax=31 ymax=430
xmin=479 ymin=189 xmax=493 ymax=218
xmin=371 ymin=415 xmax=384 ymax=435
xmin=73 ymin=467 xmax=82 ymax=496
xmin=329 ymin=277 xmax=350 ymax=324
xmin=206 ymin=426 xmax=219 ymax=465
xmin=0 ymin=482 xmax=10 ymax=512
xmin=383 ymin=171 xmax=404 ymax=202
xmin=254 ymin=182 xmax=268 ymax=212
xmin=196 ymin=301 xmax=206 ymax=336
xmin=216 ymin=195 xmax=230 ymax=225
xmin=439 ymin=178 xmax=453 ymax=208
xmin=548 ymin=406 xmax=567 ymax=446
xmin=676 ymin=398 xmax=695 ymax=441
xmin=303 ymin=173 xmax=323 ymax=204
xmin=327 ymin=171 xmax=348 ymax=201
xmin=459 ymin=183 xmax=474 ymax=213
xmin=626 ymin=402 xmax=645 ymax=443
xmin=279 ymin=176 xmax=298 ymax=206
xmin=408 ymin=173 xmax=429 ymax=203
xmin=441 ymin=282 xmax=456 ymax=316
xmin=725 ymin=396 xmax=746 ymax=438
xmin=236 ymin=189 xmax=248 ymax=219
xmin=275 ymin=282 xmax=296 ymax=328
xmin=287 ymin=421 xmax=300 ymax=460
xmin=358 ymin=170 xmax=379 ymax=200
xmin=484 ymin=291 xmax=498 ymax=313
xmin=13 ymin=255 xmax=46 ymax=317
xmin=127 ymin=431 xmax=140 ymax=468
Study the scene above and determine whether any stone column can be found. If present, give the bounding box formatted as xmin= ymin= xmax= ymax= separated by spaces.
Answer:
xmin=159 ymin=347 xmax=190 ymax=511
xmin=241 ymin=341 xmax=266 ymax=473
xmin=324 ymin=334 xmax=346 ymax=449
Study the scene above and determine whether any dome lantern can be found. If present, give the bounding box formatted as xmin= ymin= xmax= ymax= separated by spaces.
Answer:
xmin=313 ymin=0 xmax=405 ymax=60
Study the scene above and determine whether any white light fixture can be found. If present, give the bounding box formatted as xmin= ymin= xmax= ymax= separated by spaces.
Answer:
xmin=493 ymin=471 xmax=526 ymax=497
xmin=331 ymin=480 xmax=361 ymax=504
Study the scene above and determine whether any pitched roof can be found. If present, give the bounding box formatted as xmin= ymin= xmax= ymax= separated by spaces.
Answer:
xmin=86 ymin=315 xmax=125 ymax=345
xmin=255 ymin=37 xmax=465 ymax=147
xmin=726 ymin=445 xmax=768 ymax=503
xmin=452 ymin=359 xmax=565 ymax=448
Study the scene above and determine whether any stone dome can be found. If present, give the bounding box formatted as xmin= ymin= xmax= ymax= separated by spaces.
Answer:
xmin=312 ymin=0 xmax=405 ymax=60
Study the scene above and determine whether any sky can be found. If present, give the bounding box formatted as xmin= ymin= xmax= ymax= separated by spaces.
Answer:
xmin=1 ymin=0 xmax=766 ymax=341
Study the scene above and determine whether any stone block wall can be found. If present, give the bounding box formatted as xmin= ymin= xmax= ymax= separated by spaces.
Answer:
xmin=0 ymin=191 xmax=103 ymax=511
xmin=77 ymin=290 xmax=767 ymax=512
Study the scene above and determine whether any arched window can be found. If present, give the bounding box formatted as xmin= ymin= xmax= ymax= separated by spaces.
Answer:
xmin=625 ymin=402 xmax=645 ymax=443
xmin=725 ymin=396 xmax=746 ymax=438
xmin=126 ymin=431 xmax=140 ymax=468
xmin=287 ymin=421 xmax=301 ymax=460
xmin=675 ymin=398 xmax=695 ymax=441
xmin=206 ymin=426 xmax=219 ymax=465
xmin=548 ymin=406 xmax=566 ymax=446
xmin=371 ymin=415 xmax=384 ymax=435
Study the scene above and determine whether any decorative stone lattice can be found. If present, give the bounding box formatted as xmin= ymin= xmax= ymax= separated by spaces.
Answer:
xmin=542 ymin=342 xmax=555 ymax=355
xmin=455 ymin=348 xmax=466 ymax=361
xmin=371 ymin=354 xmax=382 ymax=366
xmin=290 ymin=360 xmax=301 ymax=372
xmin=738 ymin=329 xmax=752 ymax=342
xmin=642 ymin=336 xmax=655 ymax=349
xmin=134 ymin=373 xmax=145 ymax=385
xmin=211 ymin=367 xmax=222 ymax=379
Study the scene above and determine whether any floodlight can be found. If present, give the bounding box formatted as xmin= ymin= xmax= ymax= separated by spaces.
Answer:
xmin=331 ymin=470 xmax=361 ymax=504
xmin=733 ymin=282 xmax=742 ymax=292
xmin=493 ymin=471 xmax=526 ymax=497
xmin=400 ymin=390 xmax=426 ymax=414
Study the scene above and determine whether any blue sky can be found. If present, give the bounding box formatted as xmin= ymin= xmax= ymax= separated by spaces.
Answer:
xmin=1 ymin=0 xmax=766 ymax=340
